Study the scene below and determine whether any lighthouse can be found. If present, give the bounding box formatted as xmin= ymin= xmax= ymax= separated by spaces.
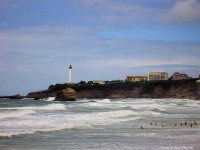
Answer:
xmin=68 ymin=64 xmax=72 ymax=83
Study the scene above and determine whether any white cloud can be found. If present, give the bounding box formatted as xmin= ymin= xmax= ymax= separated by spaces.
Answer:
xmin=80 ymin=0 xmax=160 ymax=22
xmin=163 ymin=0 xmax=200 ymax=23
xmin=1 ymin=25 xmax=200 ymax=94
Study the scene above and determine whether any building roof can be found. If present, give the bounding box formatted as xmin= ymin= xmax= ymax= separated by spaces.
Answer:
xmin=149 ymin=72 xmax=168 ymax=74
xmin=172 ymin=72 xmax=188 ymax=77
xmin=127 ymin=76 xmax=147 ymax=78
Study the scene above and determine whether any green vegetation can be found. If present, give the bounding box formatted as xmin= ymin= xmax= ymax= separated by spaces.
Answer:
xmin=48 ymin=79 xmax=199 ymax=93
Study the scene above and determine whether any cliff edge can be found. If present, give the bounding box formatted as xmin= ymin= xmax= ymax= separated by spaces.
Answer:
xmin=26 ymin=79 xmax=200 ymax=100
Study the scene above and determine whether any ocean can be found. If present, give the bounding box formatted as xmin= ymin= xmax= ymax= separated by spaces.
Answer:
xmin=0 ymin=98 xmax=199 ymax=150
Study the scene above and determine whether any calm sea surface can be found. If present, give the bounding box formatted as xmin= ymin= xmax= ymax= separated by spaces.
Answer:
xmin=0 ymin=98 xmax=200 ymax=150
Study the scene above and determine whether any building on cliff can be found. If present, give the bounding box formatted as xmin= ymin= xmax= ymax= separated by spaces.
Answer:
xmin=92 ymin=80 xmax=105 ymax=85
xmin=126 ymin=76 xmax=147 ymax=82
xmin=171 ymin=72 xmax=190 ymax=80
xmin=148 ymin=72 xmax=168 ymax=81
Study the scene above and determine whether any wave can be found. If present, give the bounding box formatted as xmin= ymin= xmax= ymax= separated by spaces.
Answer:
xmin=0 ymin=110 xmax=35 ymax=120
xmin=129 ymin=103 xmax=168 ymax=111
xmin=43 ymin=97 xmax=55 ymax=101
xmin=32 ymin=103 xmax=66 ymax=110
xmin=80 ymin=99 xmax=170 ymax=112
xmin=0 ymin=103 xmax=66 ymax=111
xmin=142 ymin=110 xmax=161 ymax=116
xmin=98 ymin=99 xmax=111 ymax=103
xmin=0 ymin=110 xmax=138 ymax=138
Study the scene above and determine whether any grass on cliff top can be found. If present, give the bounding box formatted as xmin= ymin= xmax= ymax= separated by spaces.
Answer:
xmin=48 ymin=78 xmax=199 ymax=92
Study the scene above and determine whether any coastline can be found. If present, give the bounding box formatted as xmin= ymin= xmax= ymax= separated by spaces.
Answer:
xmin=12 ymin=79 xmax=200 ymax=101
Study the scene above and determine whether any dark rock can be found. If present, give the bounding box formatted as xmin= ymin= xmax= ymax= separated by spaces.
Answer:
xmin=0 ymin=94 xmax=24 ymax=99
xmin=55 ymin=88 xmax=77 ymax=101
xmin=26 ymin=90 xmax=57 ymax=100
xmin=33 ymin=97 xmax=40 ymax=100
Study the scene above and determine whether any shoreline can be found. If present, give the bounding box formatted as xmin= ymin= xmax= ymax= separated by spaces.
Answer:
xmin=1 ymin=79 xmax=200 ymax=101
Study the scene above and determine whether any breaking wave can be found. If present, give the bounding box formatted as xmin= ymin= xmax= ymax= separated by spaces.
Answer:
xmin=0 ymin=103 xmax=66 ymax=111
xmin=0 ymin=110 xmax=138 ymax=137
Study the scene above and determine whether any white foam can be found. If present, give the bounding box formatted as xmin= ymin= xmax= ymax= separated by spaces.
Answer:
xmin=0 ymin=103 xmax=66 ymax=111
xmin=142 ymin=110 xmax=161 ymax=116
xmin=88 ymin=103 xmax=104 ymax=107
xmin=129 ymin=103 xmax=167 ymax=111
xmin=0 ymin=110 xmax=35 ymax=120
xmin=44 ymin=97 xmax=55 ymax=101
xmin=81 ymin=99 xmax=169 ymax=111
xmin=34 ymin=104 xmax=66 ymax=110
xmin=0 ymin=110 xmax=138 ymax=137
xmin=98 ymin=99 xmax=111 ymax=103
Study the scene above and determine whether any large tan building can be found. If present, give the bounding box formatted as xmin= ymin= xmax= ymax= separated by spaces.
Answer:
xmin=148 ymin=72 xmax=168 ymax=81
xmin=127 ymin=76 xmax=148 ymax=82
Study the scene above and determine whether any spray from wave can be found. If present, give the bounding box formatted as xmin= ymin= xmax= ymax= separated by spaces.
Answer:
xmin=0 ymin=103 xmax=66 ymax=111
xmin=0 ymin=110 xmax=138 ymax=137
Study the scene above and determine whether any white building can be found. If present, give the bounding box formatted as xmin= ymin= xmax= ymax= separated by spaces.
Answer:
xmin=92 ymin=80 xmax=105 ymax=85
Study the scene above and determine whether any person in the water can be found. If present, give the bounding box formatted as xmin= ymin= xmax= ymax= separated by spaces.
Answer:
xmin=194 ymin=120 xmax=197 ymax=126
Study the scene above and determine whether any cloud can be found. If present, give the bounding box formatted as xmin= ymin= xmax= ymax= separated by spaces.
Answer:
xmin=162 ymin=0 xmax=200 ymax=23
xmin=1 ymin=25 xmax=200 ymax=95
xmin=80 ymin=0 xmax=160 ymax=23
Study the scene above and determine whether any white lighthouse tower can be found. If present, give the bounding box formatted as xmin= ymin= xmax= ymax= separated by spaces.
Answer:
xmin=68 ymin=64 xmax=72 ymax=83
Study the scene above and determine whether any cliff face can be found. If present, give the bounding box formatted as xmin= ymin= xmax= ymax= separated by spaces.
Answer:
xmin=26 ymin=90 xmax=57 ymax=100
xmin=26 ymin=79 xmax=200 ymax=100
xmin=76 ymin=85 xmax=200 ymax=100
xmin=56 ymin=88 xmax=77 ymax=101
xmin=78 ymin=80 xmax=200 ymax=100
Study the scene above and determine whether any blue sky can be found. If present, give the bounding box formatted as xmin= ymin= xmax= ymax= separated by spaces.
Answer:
xmin=0 ymin=0 xmax=200 ymax=95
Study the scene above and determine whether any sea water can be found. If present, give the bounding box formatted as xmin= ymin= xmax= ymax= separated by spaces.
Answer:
xmin=0 ymin=98 xmax=199 ymax=150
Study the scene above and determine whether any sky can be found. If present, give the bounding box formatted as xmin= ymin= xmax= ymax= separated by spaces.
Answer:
xmin=0 ymin=0 xmax=200 ymax=95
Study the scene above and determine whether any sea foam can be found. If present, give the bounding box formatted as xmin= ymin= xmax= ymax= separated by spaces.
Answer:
xmin=0 ymin=103 xmax=66 ymax=111
xmin=0 ymin=110 xmax=138 ymax=137
xmin=0 ymin=110 xmax=35 ymax=120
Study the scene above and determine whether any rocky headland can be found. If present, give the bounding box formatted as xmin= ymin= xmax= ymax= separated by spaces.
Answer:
xmin=25 ymin=79 xmax=200 ymax=101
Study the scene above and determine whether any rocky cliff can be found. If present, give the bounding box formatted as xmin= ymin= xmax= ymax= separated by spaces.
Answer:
xmin=55 ymin=88 xmax=77 ymax=101
xmin=26 ymin=79 xmax=200 ymax=100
